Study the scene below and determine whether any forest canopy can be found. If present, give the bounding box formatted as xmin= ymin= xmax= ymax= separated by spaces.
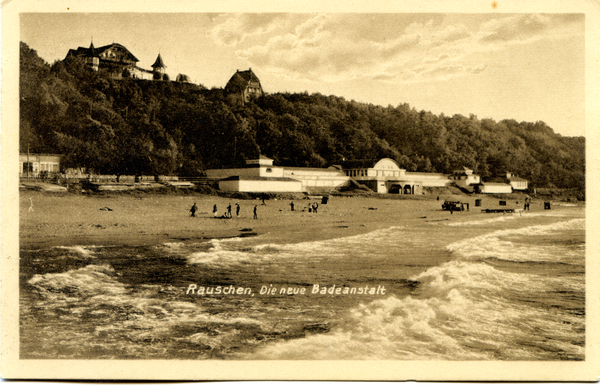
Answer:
xmin=20 ymin=42 xmax=585 ymax=192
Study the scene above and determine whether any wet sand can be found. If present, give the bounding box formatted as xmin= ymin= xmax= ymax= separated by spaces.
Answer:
xmin=19 ymin=191 xmax=545 ymax=248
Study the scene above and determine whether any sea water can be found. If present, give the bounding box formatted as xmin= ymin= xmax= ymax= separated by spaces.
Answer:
xmin=20 ymin=206 xmax=585 ymax=360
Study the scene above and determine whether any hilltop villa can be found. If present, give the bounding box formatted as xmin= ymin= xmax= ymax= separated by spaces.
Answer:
xmin=66 ymin=42 xmax=264 ymax=93
xmin=66 ymin=41 xmax=188 ymax=82
xmin=225 ymin=68 xmax=264 ymax=103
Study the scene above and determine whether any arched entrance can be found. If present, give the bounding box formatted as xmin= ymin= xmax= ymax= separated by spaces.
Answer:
xmin=389 ymin=184 xmax=401 ymax=194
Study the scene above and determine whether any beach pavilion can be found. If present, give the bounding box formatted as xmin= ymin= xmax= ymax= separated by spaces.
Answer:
xmin=206 ymin=156 xmax=452 ymax=195
xmin=342 ymin=158 xmax=452 ymax=194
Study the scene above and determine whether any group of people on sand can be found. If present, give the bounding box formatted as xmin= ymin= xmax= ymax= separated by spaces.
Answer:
xmin=189 ymin=202 xmax=258 ymax=219
xmin=289 ymin=200 xmax=319 ymax=213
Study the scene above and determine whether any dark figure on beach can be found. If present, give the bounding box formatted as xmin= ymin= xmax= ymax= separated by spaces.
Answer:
xmin=227 ymin=203 xmax=232 ymax=217
xmin=466 ymin=203 xmax=469 ymax=211
xmin=290 ymin=201 xmax=295 ymax=211
xmin=312 ymin=202 xmax=319 ymax=214
xmin=461 ymin=203 xmax=464 ymax=212
xmin=261 ymin=198 xmax=266 ymax=206
xmin=236 ymin=203 xmax=240 ymax=217
xmin=213 ymin=204 xmax=218 ymax=217
xmin=253 ymin=205 xmax=258 ymax=219
xmin=190 ymin=203 xmax=197 ymax=217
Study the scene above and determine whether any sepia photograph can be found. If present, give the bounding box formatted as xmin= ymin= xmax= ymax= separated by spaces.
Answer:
xmin=1 ymin=0 xmax=598 ymax=381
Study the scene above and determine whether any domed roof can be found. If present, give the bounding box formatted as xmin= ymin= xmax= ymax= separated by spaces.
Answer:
xmin=176 ymin=74 xmax=191 ymax=82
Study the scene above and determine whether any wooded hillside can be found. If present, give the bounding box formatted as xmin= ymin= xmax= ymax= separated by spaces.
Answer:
xmin=20 ymin=42 xmax=585 ymax=193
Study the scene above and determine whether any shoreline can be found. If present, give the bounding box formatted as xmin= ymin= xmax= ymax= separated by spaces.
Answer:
xmin=19 ymin=191 xmax=582 ymax=249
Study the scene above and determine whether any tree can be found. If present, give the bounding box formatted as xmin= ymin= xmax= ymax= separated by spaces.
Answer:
xmin=18 ymin=41 xmax=585 ymax=193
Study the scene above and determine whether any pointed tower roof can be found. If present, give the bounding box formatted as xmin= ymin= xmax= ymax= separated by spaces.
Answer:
xmin=87 ymin=41 xmax=97 ymax=57
xmin=152 ymin=53 xmax=166 ymax=69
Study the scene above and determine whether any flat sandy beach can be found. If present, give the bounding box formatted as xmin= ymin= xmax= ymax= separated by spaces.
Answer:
xmin=17 ymin=189 xmax=586 ymax=364
xmin=19 ymin=190 xmax=545 ymax=248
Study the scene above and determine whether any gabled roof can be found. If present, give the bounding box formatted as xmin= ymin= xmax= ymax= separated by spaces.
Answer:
xmin=236 ymin=69 xmax=260 ymax=83
xmin=66 ymin=42 xmax=139 ymax=62
xmin=152 ymin=54 xmax=166 ymax=68
xmin=225 ymin=73 xmax=248 ymax=93
xmin=95 ymin=43 xmax=139 ymax=62
xmin=225 ymin=68 xmax=262 ymax=93
xmin=66 ymin=47 xmax=89 ymax=59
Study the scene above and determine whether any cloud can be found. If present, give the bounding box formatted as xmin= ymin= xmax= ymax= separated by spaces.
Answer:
xmin=209 ymin=13 xmax=285 ymax=46
xmin=479 ymin=14 xmax=552 ymax=42
xmin=477 ymin=13 xmax=580 ymax=44
xmin=213 ymin=13 xmax=581 ymax=85
xmin=234 ymin=14 xmax=432 ymax=81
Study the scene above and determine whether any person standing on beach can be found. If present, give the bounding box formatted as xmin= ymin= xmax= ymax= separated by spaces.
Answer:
xmin=190 ymin=202 xmax=197 ymax=217
xmin=213 ymin=204 xmax=218 ymax=217
xmin=227 ymin=203 xmax=232 ymax=217
xmin=236 ymin=203 xmax=240 ymax=217
xmin=290 ymin=201 xmax=294 ymax=211
xmin=253 ymin=205 xmax=258 ymax=219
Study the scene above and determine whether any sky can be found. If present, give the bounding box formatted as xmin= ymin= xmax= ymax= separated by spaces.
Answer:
xmin=20 ymin=12 xmax=585 ymax=136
